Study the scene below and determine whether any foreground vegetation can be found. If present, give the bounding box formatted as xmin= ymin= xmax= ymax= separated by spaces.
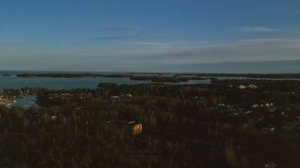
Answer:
xmin=0 ymin=80 xmax=300 ymax=168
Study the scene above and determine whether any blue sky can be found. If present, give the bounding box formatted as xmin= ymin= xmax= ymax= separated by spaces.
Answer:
xmin=0 ymin=0 xmax=300 ymax=72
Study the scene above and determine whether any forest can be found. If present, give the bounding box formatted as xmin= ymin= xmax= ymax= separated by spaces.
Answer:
xmin=0 ymin=80 xmax=300 ymax=168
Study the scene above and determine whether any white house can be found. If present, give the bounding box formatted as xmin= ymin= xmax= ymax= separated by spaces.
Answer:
xmin=239 ymin=85 xmax=246 ymax=89
xmin=248 ymin=84 xmax=258 ymax=89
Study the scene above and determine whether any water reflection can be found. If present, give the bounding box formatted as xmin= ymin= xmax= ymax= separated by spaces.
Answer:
xmin=13 ymin=95 xmax=38 ymax=108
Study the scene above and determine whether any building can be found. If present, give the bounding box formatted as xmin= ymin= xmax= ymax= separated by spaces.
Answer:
xmin=248 ymin=84 xmax=258 ymax=89
xmin=239 ymin=85 xmax=246 ymax=89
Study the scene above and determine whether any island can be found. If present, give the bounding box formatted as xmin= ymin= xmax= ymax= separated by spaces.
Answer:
xmin=16 ymin=73 xmax=207 ymax=83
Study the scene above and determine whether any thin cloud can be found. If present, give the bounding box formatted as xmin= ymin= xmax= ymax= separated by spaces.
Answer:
xmin=105 ymin=26 xmax=140 ymax=31
xmin=0 ymin=40 xmax=28 ymax=46
xmin=89 ymin=36 xmax=128 ymax=41
xmin=239 ymin=38 xmax=300 ymax=43
xmin=236 ymin=26 xmax=277 ymax=32
xmin=129 ymin=38 xmax=300 ymax=64
xmin=133 ymin=42 xmax=173 ymax=48
xmin=2 ymin=38 xmax=300 ymax=73
xmin=244 ymin=30 xmax=300 ymax=39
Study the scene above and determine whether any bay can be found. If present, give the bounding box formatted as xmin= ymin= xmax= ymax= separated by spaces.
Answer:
xmin=0 ymin=71 xmax=209 ymax=91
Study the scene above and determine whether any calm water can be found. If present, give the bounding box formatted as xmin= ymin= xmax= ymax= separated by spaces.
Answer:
xmin=12 ymin=95 xmax=38 ymax=108
xmin=2 ymin=71 xmax=297 ymax=92
xmin=0 ymin=76 xmax=149 ymax=91
xmin=0 ymin=71 xmax=210 ymax=91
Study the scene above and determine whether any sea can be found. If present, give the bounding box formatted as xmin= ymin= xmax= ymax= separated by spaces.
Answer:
xmin=0 ymin=71 xmax=210 ymax=91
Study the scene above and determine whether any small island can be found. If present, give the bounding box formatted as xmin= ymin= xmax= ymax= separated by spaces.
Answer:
xmin=16 ymin=73 xmax=207 ymax=83
xmin=17 ymin=73 xmax=102 ymax=78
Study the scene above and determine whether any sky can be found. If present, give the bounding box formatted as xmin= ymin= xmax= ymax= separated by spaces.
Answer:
xmin=0 ymin=0 xmax=300 ymax=73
